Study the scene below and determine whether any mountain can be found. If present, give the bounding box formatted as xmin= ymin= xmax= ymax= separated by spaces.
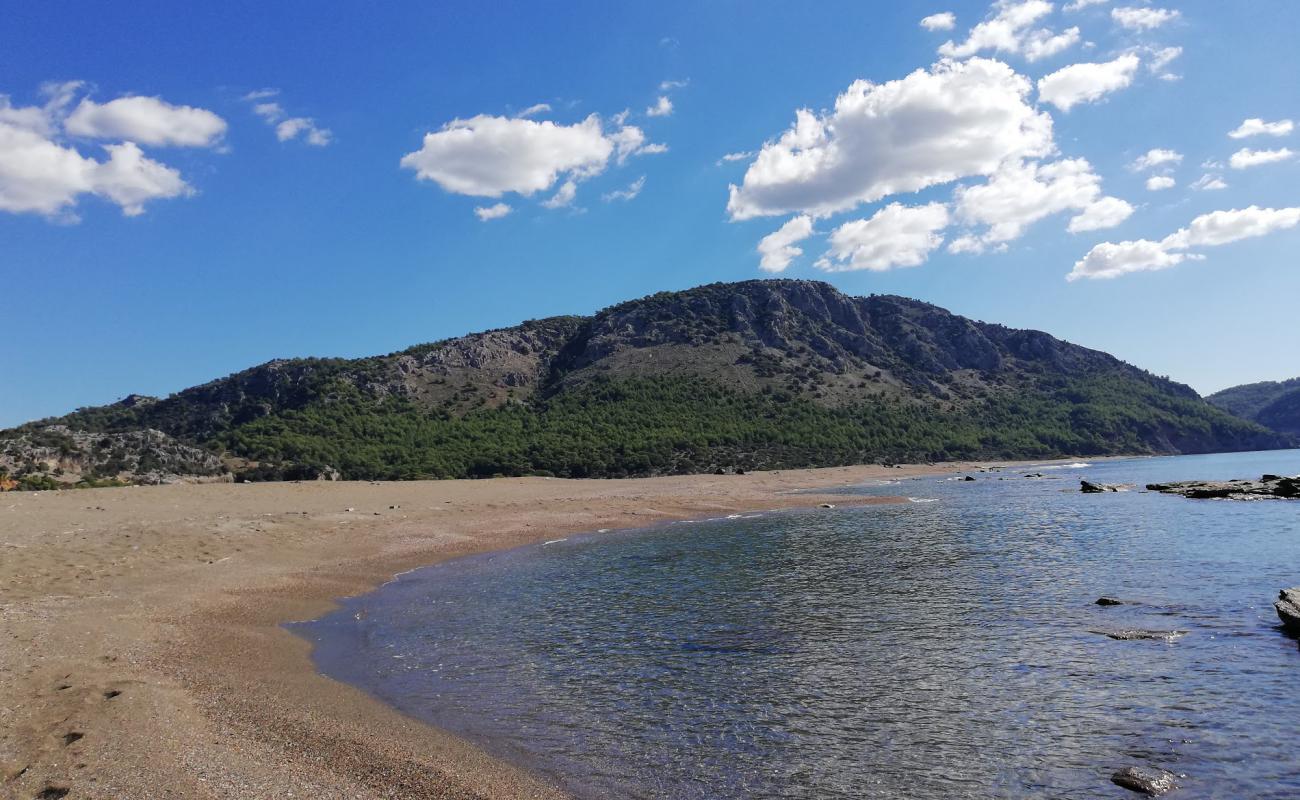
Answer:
xmin=1207 ymin=378 xmax=1300 ymax=438
xmin=0 ymin=280 xmax=1287 ymax=487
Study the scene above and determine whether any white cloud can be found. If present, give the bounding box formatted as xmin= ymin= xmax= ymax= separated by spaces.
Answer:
xmin=1228 ymin=118 xmax=1295 ymax=139
xmin=1068 ymin=195 xmax=1135 ymax=232
xmin=1069 ymin=205 xmax=1300 ymax=280
xmin=603 ymin=175 xmax=645 ymax=202
xmin=1145 ymin=175 xmax=1175 ymax=190
xmin=401 ymin=113 xmax=661 ymax=208
xmin=1147 ymin=46 xmax=1181 ymax=79
xmin=815 ymin=203 xmax=950 ymax=272
xmin=64 ymin=96 xmax=226 ymax=147
xmin=516 ymin=103 xmax=552 ymax=118
xmin=1068 ymin=239 xmax=1187 ymax=280
xmin=659 ymin=79 xmax=689 ymax=91
xmin=90 ymin=141 xmax=192 ymax=215
xmin=1037 ymin=53 xmax=1140 ymax=111
xmin=646 ymin=96 xmax=673 ymax=117
xmin=0 ymin=122 xmax=191 ymax=217
xmin=1064 ymin=0 xmax=1108 ymax=10
xmin=717 ymin=150 xmax=754 ymax=165
xmin=1111 ymin=6 xmax=1180 ymax=31
xmin=1023 ymin=27 xmax=1082 ymax=62
xmin=541 ymin=179 xmax=578 ymax=209
xmin=249 ymin=97 xmax=332 ymax=146
xmin=937 ymin=0 xmax=1054 ymax=59
xmin=949 ymin=158 xmax=1130 ymax=250
xmin=757 ymin=214 xmax=815 ymax=272
xmin=473 ymin=202 xmax=512 ymax=221
xmin=1229 ymin=147 xmax=1295 ymax=169
xmin=920 ymin=12 xmax=957 ymax=31
xmin=1190 ymin=173 xmax=1227 ymax=191
xmin=1165 ymin=205 xmax=1300 ymax=248
xmin=727 ymin=57 xmax=1053 ymax=220
xmin=1130 ymin=147 xmax=1182 ymax=171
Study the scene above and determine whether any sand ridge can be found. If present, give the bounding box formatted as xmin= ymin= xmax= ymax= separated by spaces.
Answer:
xmin=2 ymin=462 xmax=1011 ymax=799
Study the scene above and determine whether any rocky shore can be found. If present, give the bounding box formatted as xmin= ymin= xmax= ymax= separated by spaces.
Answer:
xmin=1146 ymin=474 xmax=1300 ymax=500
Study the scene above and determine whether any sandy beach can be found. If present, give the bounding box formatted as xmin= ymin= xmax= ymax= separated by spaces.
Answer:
xmin=2 ymin=461 xmax=1010 ymax=799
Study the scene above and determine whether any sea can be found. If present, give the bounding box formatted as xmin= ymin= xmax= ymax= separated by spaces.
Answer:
xmin=293 ymin=449 xmax=1300 ymax=798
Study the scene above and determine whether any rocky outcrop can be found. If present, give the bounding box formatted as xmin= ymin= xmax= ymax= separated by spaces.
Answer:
xmin=0 ymin=425 xmax=226 ymax=486
xmin=1081 ymin=480 xmax=1129 ymax=493
xmin=1276 ymin=588 xmax=1300 ymax=634
xmin=1147 ymin=474 xmax=1300 ymax=500
xmin=1111 ymin=766 xmax=1178 ymax=795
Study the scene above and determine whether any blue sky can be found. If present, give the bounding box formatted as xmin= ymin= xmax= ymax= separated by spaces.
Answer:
xmin=2 ymin=0 xmax=1298 ymax=427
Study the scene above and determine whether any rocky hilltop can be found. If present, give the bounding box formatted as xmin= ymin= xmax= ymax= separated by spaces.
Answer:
xmin=1 ymin=280 xmax=1287 ymax=485
xmin=1207 ymin=377 xmax=1300 ymax=438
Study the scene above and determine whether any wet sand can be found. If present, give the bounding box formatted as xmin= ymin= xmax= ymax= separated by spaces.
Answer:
xmin=2 ymin=462 xmax=1007 ymax=799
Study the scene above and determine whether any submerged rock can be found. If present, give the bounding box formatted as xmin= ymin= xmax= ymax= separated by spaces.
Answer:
xmin=962 ymin=475 xmax=977 ymax=482
xmin=1276 ymin=587 xmax=1300 ymax=634
xmin=1111 ymin=765 xmax=1178 ymax=795
xmin=1095 ymin=596 xmax=1124 ymax=606
xmin=1147 ymin=474 xmax=1300 ymax=501
xmin=1093 ymin=629 xmax=1187 ymax=641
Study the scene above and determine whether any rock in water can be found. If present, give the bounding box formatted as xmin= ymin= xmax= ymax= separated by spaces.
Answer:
xmin=1093 ymin=629 xmax=1187 ymax=641
xmin=1147 ymin=474 xmax=1300 ymax=501
xmin=1111 ymin=766 xmax=1178 ymax=795
xmin=1095 ymin=596 xmax=1123 ymax=606
xmin=1276 ymin=587 xmax=1300 ymax=634
xmin=1080 ymin=480 xmax=1117 ymax=493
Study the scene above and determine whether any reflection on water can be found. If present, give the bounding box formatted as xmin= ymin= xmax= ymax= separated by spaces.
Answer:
xmin=296 ymin=450 xmax=1300 ymax=798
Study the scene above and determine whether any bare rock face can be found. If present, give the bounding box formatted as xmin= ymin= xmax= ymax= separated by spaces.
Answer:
xmin=1111 ymin=766 xmax=1178 ymax=795
xmin=1276 ymin=587 xmax=1300 ymax=634
xmin=1147 ymin=474 xmax=1300 ymax=500
xmin=1081 ymin=480 xmax=1127 ymax=493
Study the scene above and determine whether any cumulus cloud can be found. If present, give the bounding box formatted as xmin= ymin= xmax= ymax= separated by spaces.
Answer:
xmin=1023 ymin=27 xmax=1082 ymax=61
xmin=473 ymin=202 xmax=512 ymax=221
xmin=949 ymin=158 xmax=1131 ymax=250
xmin=727 ymin=57 xmax=1053 ymax=220
xmin=1037 ymin=53 xmax=1140 ymax=111
xmin=64 ymin=96 xmax=226 ymax=147
xmin=937 ymin=0 xmax=1055 ymax=59
xmin=602 ymin=175 xmax=645 ymax=202
xmin=247 ymin=94 xmax=332 ymax=146
xmin=1145 ymin=175 xmax=1175 ymax=190
xmin=1130 ymin=147 xmax=1181 ymax=171
xmin=920 ymin=12 xmax=957 ymax=31
xmin=401 ymin=113 xmax=662 ymax=213
xmin=0 ymin=122 xmax=191 ymax=217
xmin=757 ymin=214 xmax=815 ymax=272
xmin=815 ymin=203 xmax=950 ymax=272
xmin=1228 ymin=118 xmax=1295 ymax=139
xmin=1190 ymin=173 xmax=1227 ymax=191
xmin=1064 ymin=0 xmax=1108 ymax=10
xmin=541 ymin=179 xmax=578 ymax=209
xmin=646 ymin=96 xmax=673 ymax=117
xmin=1111 ymin=6 xmax=1180 ymax=31
xmin=1229 ymin=147 xmax=1294 ymax=169
xmin=0 ymin=84 xmax=210 ymax=219
xmin=1068 ymin=205 xmax=1300 ymax=280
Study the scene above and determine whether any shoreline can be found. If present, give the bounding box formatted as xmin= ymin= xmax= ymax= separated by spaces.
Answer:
xmin=0 ymin=459 xmax=1092 ymax=799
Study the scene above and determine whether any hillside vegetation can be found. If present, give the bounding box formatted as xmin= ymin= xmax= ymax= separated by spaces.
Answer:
xmin=1 ymin=280 xmax=1286 ymax=486
xmin=1207 ymin=378 xmax=1300 ymax=438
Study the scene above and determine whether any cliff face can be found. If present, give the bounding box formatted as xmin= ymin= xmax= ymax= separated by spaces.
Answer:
xmin=2 ymin=280 xmax=1287 ymax=484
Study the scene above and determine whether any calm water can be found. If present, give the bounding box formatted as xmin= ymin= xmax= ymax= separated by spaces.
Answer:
xmin=296 ymin=450 xmax=1300 ymax=798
